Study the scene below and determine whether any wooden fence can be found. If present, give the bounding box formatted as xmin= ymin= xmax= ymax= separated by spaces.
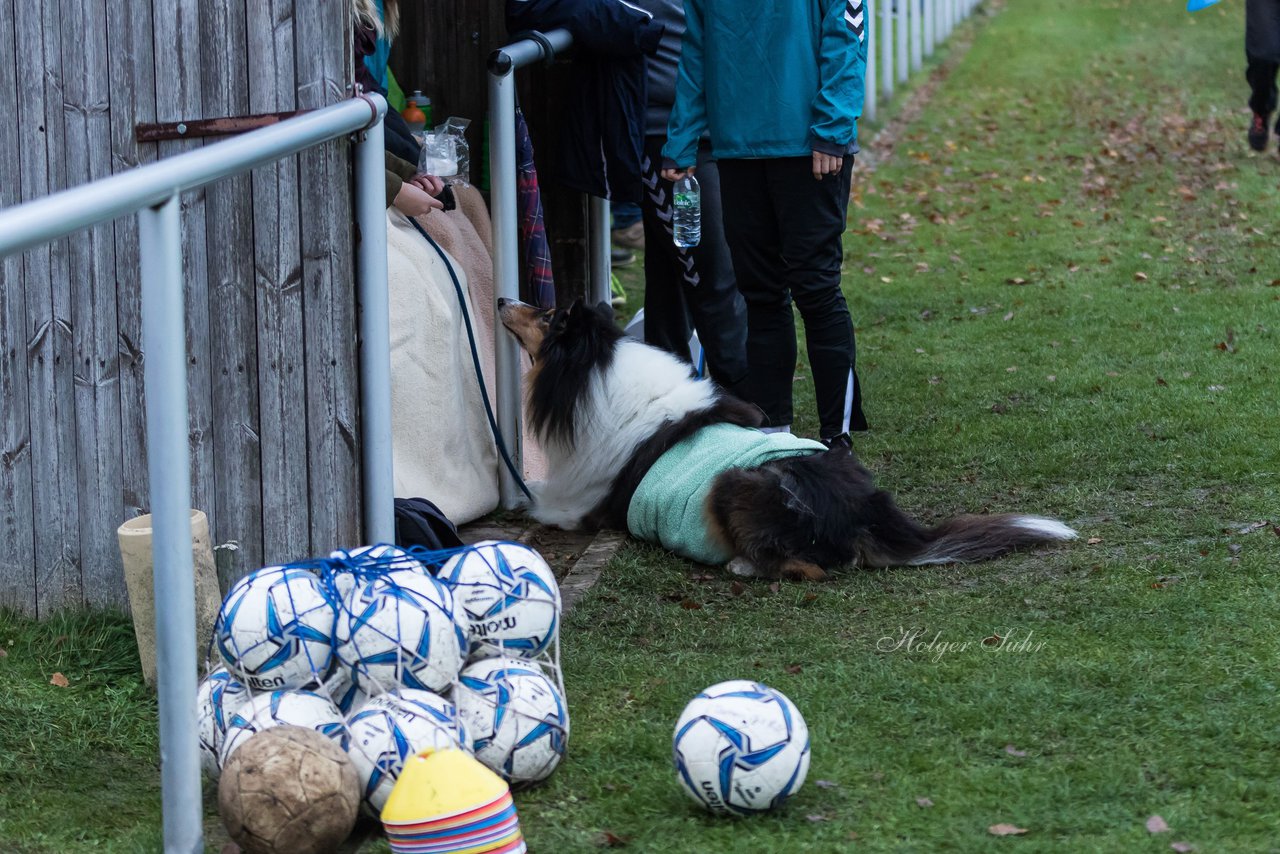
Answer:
xmin=0 ymin=0 xmax=360 ymax=615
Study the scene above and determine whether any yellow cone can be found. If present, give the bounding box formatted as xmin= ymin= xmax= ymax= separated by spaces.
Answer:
xmin=381 ymin=748 xmax=511 ymax=825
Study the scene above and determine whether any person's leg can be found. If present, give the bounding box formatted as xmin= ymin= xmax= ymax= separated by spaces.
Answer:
xmin=1247 ymin=58 xmax=1279 ymax=116
xmin=766 ymin=156 xmax=867 ymax=440
xmin=638 ymin=136 xmax=694 ymax=363
xmin=684 ymin=143 xmax=749 ymax=394
xmin=1245 ymin=0 xmax=1280 ymax=147
xmin=718 ymin=158 xmax=796 ymax=430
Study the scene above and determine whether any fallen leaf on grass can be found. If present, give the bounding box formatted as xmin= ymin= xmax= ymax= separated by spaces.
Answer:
xmin=0 ymin=647 xmax=7 ymax=659
xmin=1152 ymin=576 xmax=1181 ymax=589
xmin=1006 ymin=366 xmax=1018 ymax=373
xmin=983 ymin=634 xmax=1004 ymax=647
xmin=989 ymin=824 xmax=1028 ymax=837
xmin=679 ymin=599 xmax=703 ymax=610
xmin=729 ymin=581 xmax=746 ymax=597
xmin=1227 ymin=544 xmax=1241 ymax=555
xmin=1004 ymin=744 xmax=1027 ymax=757
xmin=1207 ymin=385 xmax=1225 ymax=392
xmin=1156 ymin=377 xmax=1168 ymax=386
xmin=806 ymin=814 xmax=831 ymax=823
xmin=1170 ymin=844 xmax=1195 ymax=853
xmin=1147 ymin=815 xmax=1170 ymax=833
xmin=1006 ymin=277 xmax=1027 ymax=285
xmin=1238 ymin=520 xmax=1269 ymax=535
xmin=595 ymin=830 xmax=629 ymax=847
xmin=916 ymin=797 xmax=934 ymax=808
xmin=1087 ymin=537 xmax=1102 ymax=545
xmin=1134 ymin=272 xmax=1148 ymax=281
xmin=1003 ymin=311 xmax=1015 ymax=321
xmin=50 ymin=672 xmax=69 ymax=688
xmin=784 ymin=663 xmax=804 ymax=675
xmin=815 ymin=779 xmax=839 ymax=789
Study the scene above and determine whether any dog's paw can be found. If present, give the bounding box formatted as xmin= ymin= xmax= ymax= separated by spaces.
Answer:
xmin=727 ymin=557 xmax=765 ymax=578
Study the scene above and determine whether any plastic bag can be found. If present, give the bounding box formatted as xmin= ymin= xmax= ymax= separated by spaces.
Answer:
xmin=420 ymin=117 xmax=472 ymax=185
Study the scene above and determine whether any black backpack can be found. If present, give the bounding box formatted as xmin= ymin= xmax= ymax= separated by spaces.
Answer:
xmin=394 ymin=497 xmax=464 ymax=552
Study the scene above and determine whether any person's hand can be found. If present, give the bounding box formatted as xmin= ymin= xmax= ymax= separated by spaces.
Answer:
xmin=812 ymin=151 xmax=843 ymax=180
xmin=393 ymin=182 xmax=445 ymax=217
xmin=410 ymin=173 xmax=445 ymax=196
xmin=661 ymin=165 xmax=696 ymax=182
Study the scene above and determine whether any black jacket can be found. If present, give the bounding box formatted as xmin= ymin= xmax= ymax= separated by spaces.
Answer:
xmin=631 ymin=0 xmax=685 ymax=137
xmin=507 ymin=0 xmax=664 ymax=201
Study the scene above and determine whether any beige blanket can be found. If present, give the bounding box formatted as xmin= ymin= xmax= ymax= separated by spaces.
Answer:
xmin=387 ymin=208 xmax=499 ymax=523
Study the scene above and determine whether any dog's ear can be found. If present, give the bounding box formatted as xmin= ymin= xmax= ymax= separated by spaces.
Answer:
xmin=594 ymin=301 xmax=615 ymax=323
xmin=566 ymin=298 xmax=585 ymax=316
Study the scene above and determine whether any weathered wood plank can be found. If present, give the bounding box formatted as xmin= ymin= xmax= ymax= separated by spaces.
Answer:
xmin=153 ymin=0 xmax=216 ymax=579
xmin=200 ymin=0 xmax=262 ymax=588
xmin=63 ymin=0 xmax=125 ymax=608
xmin=108 ymin=0 xmax=158 ymax=548
xmin=0 ymin=0 xmax=35 ymax=613
xmin=20 ymin=0 xmax=83 ymax=613
xmin=248 ymin=0 xmax=311 ymax=567
xmin=296 ymin=1 xmax=361 ymax=553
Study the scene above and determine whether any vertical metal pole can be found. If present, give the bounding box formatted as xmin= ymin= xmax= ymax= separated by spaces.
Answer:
xmin=880 ymin=0 xmax=893 ymax=97
xmin=864 ymin=0 xmax=877 ymax=123
xmin=354 ymin=96 xmax=395 ymax=544
xmin=924 ymin=0 xmax=935 ymax=56
xmin=911 ymin=0 xmax=923 ymax=71
xmin=138 ymin=194 xmax=202 ymax=854
xmin=489 ymin=69 xmax=524 ymax=508
xmin=896 ymin=0 xmax=909 ymax=83
xmin=588 ymin=196 xmax=611 ymax=308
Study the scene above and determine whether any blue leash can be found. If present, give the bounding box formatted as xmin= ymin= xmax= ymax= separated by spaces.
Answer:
xmin=405 ymin=216 xmax=534 ymax=503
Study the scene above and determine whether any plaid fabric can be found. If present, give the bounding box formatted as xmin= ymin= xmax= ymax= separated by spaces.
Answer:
xmin=516 ymin=107 xmax=557 ymax=308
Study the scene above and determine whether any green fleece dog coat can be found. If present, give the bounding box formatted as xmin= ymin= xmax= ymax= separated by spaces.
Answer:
xmin=626 ymin=424 xmax=827 ymax=565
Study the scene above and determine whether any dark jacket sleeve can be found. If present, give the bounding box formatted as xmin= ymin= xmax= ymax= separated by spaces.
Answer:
xmin=507 ymin=0 xmax=664 ymax=56
xmin=385 ymin=153 xmax=419 ymax=208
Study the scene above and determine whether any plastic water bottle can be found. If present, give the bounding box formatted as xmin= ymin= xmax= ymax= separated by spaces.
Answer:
xmin=672 ymin=174 xmax=701 ymax=248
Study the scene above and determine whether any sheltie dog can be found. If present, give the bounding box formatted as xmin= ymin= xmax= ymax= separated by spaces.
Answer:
xmin=498 ymin=298 xmax=1076 ymax=581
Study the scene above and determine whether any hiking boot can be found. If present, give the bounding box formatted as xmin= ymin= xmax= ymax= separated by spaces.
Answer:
xmin=1248 ymin=112 xmax=1269 ymax=152
xmin=612 ymin=221 xmax=645 ymax=251
xmin=611 ymin=247 xmax=635 ymax=268
xmin=821 ymin=432 xmax=854 ymax=452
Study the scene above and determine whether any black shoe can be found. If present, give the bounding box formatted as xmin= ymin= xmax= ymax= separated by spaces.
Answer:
xmin=820 ymin=432 xmax=854 ymax=451
xmin=1248 ymin=112 xmax=1269 ymax=152
xmin=610 ymin=247 xmax=635 ymax=268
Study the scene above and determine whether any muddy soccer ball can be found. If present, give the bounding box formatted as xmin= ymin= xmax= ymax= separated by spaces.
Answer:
xmin=218 ymin=725 xmax=360 ymax=854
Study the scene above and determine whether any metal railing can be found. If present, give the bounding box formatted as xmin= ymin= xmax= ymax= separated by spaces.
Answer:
xmin=0 ymin=94 xmax=391 ymax=854
xmin=488 ymin=29 xmax=612 ymax=508
xmin=864 ymin=0 xmax=981 ymax=123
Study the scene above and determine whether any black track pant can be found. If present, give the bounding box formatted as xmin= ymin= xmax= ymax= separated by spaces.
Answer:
xmin=639 ymin=136 xmax=748 ymax=393
xmin=717 ymin=156 xmax=867 ymax=439
xmin=1247 ymin=0 xmax=1280 ymax=116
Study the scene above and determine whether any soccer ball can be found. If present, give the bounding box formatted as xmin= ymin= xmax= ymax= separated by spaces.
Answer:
xmin=220 ymin=690 xmax=348 ymax=767
xmin=218 ymin=725 xmax=360 ymax=854
xmin=673 ymin=680 xmax=810 ymax=815
xmin=321 ymin=662 xmax=372 ymax=715
xmin=345 ymin=689 xmax=472 ymax=810
xmin=333 ymin=569 xmax=468 ymax=694
xmin=438 ymin=541 xmax=561 ymax=660
xmin=454 ymin=657 xmax=568 ymax=785
xmin=328 ymin=544 xmax=429 ymax=602
xmin=215 ymin=566 xmax=337 ymax=691
xmin=197 ymin=667 xmax=250 ymax=778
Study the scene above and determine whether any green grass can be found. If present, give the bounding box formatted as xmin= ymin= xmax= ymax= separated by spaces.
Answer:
xmin=5 ymin=0 xmax=1280 ymax=850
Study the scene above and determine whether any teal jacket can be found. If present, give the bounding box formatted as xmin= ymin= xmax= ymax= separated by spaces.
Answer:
xmin=627 ymin=424 xmax=827 ymax=565
xmin=662 ymin=0 xmax=868 ymax=166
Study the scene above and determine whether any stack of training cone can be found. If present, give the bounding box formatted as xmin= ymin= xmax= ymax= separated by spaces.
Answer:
xmin=381 ymin=749 xmax=526 ymax=854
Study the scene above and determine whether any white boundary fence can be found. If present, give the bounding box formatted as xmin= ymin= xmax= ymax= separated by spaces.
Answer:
xmin=863 ymin=0 xmax=981 ymax=123
xmin=0 ymin=94 xmax=391 ymax=854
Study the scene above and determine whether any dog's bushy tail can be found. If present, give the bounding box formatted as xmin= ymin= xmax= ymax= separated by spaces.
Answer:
xmin=863 ymin=498 xmax=1077 ymax=567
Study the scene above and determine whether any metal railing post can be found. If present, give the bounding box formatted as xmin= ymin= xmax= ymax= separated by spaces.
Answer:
xmin=138 ymin=194 xmax=202 ymax=854
xmin=925 ymin=0 xmax=936 ymax=56
xmin=353 ymin=96 xmax=394 ymax=543
xmin=588 ymin=196 xmax=612 ymax=308
xmin=911 ymin=0 xmax=923 ymax=71
xmin=896 ymin=0 xmax=909 ymax=83
xmin=864 ymin=0 xmax=877 ymax=122
xmin=489 ymin=67 xmax=524 ymax=508
xmin=880 ymin=0 xmax=893 ymax=97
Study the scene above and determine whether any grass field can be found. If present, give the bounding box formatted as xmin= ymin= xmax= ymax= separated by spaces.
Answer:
xmin=4 ymin=0 xmax=1280 ymax=850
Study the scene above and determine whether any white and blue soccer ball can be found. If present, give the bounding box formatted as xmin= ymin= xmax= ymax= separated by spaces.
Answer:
xmin=219 ymin=689 xmax=347 ymax=767
xmin=328 ymin=544 xmax=429 ymax=602
xmin=454 ymin=656 xmax=568 ymax=785
xmin=345 ymin=689 xmax=472 ymax=810
xmin=673 ymin=680 xmax=810 ymax=815
xmin=214 ymin=566 xmax=337 ymax=691
xmin=321 ymin=662 xmax=373 ymax=716
xmin=196 ymin=666 xmax=249 ymax=778
xmin=333 ymin=569 xmax=468 ymax=694
xmin=438 ymin=541 xmax=561 ymax=660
